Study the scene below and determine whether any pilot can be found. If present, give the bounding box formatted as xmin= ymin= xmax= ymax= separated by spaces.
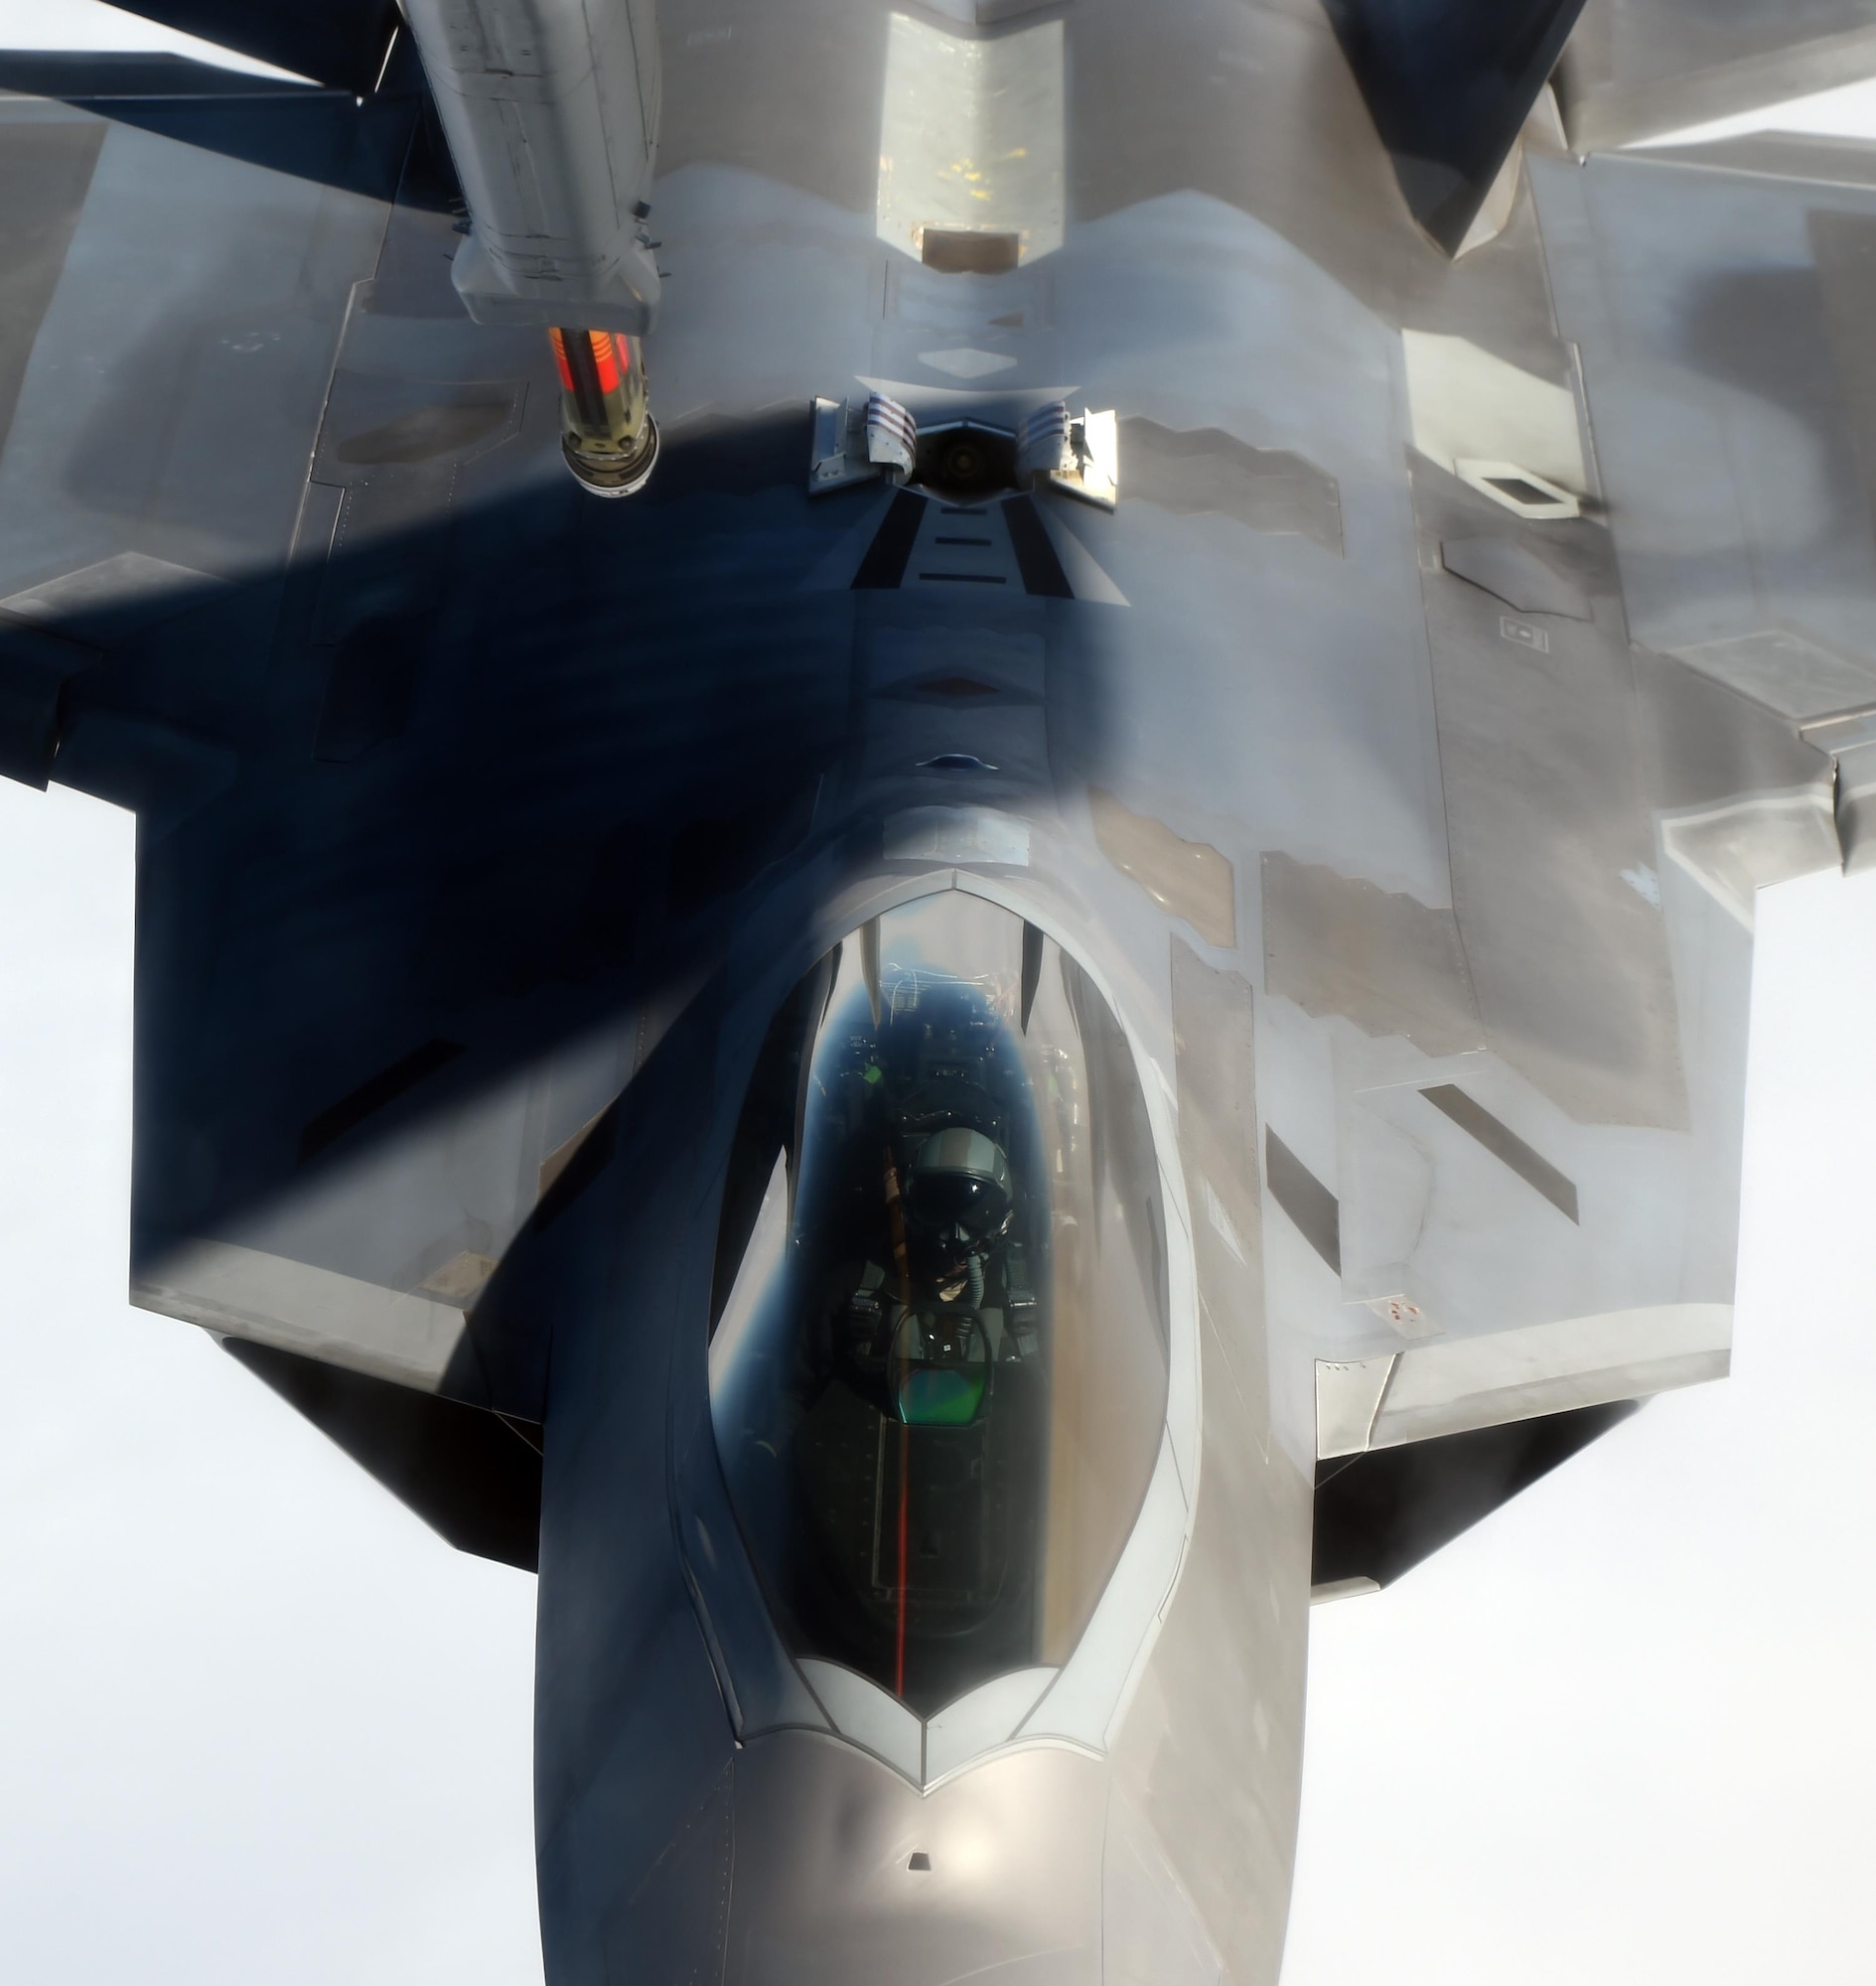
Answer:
xmin=903 ymin=1127 xmax=1014 ymax=1310
xmin=827 ymin=1126 xmax=1035 ymax=1407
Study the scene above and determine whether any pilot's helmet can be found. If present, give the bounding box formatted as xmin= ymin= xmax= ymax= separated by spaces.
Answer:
xmin=904 ymin=1127 xmax=1014 ymax=1253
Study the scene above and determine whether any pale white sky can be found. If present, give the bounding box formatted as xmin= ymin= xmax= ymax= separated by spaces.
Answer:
xmin=1287 ymin=858 xmax=1876 ymax=1984
xmin=2 ymin=10 xmax=1875 ymax=1982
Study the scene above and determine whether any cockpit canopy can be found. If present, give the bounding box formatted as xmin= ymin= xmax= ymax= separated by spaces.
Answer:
xmin=709 ymin=891 xmax=1169 ymax=1716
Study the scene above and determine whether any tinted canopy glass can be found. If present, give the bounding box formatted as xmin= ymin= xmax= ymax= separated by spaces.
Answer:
xmin=710 ymin=892 xmax=1168 ymax=1715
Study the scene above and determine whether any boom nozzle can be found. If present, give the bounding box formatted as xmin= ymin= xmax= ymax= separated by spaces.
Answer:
xmin=550 ymin=328 xmax=658 ymax=498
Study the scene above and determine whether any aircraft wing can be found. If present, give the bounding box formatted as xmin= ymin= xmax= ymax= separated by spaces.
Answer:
xmin=1313 ymin=114 xmax=1876 ymax=1590
xmin=0 ymin=48 xmax=843 ymax=1564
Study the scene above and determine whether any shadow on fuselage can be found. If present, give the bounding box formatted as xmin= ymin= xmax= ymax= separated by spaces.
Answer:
xmin=20 ymin=390 xmax=1122 ymax=1338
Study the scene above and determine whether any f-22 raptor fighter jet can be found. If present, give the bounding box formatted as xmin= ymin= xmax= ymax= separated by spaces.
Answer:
xmin=4 ymin=1 xmax=1876 ymax=1978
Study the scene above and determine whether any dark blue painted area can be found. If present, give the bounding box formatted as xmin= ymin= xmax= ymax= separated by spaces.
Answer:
xmin=1325 ymin=0 xmax=1586 ymax=250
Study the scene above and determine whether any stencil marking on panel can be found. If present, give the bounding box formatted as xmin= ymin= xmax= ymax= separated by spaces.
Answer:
xmin=1264 ymin=1129 xmax=1340 ymax=1275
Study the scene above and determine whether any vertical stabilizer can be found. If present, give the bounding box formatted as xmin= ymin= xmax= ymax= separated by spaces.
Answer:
xmin=1326 ymin=0 xmax=1586 ymax=252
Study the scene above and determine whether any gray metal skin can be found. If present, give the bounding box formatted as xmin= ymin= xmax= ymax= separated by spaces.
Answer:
xmin=1561 ymin=0 xmax=1876 ymax=148
xmin=4 ymin=4 xmax=1876 ymax=1982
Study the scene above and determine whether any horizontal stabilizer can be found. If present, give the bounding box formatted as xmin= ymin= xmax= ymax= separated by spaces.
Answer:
xmin=225 ymin=1338 xmax=542 ymax=1571
xmin=1325 ymin=0 xmax=1586 ymax=252
xmin=1313 ymin=1400 xmax=1638 ymax=1593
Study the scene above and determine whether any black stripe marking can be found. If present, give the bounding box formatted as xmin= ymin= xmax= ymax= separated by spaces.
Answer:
xmin=299 ymin=1039 xmax=465 ymax=1163
xmin=1003 ymin=496 xmax=1074 ymax=599
xmin=851 ymin=491 xmax=928 ymax=589
xmin=533 ymin=1103 xmax=618 ymax=1232
xmin=1420 ymin=1085 xmax=1579 ymax=1222
xmin=1265 ymin=1128 xmax=1341 ymax=1273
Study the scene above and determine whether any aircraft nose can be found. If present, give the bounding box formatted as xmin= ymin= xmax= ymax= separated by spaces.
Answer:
xmin=723 ymin=1731 xmax=1106 ymax=1986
